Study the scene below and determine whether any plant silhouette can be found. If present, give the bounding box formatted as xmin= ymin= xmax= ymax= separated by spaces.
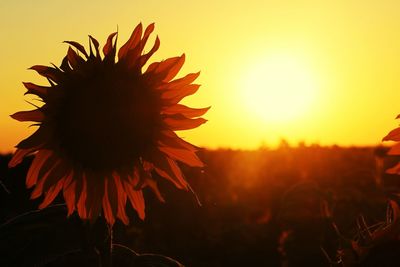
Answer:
xmin=9 ymin=23 xmax=208 ymax=226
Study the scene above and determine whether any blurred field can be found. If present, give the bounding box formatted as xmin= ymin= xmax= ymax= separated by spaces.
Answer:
xmin=1 ymin=144 xmax=399 ymax=266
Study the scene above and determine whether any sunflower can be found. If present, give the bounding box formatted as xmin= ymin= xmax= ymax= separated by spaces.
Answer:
xmin=383 ymin=115 xmax=400 ymax=174
xmin=9 ymin=23 xmax=208 ymax=225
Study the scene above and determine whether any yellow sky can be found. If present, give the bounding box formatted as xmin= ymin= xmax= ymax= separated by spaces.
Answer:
xmin=1 ymin=0 xmax=400 ymax=152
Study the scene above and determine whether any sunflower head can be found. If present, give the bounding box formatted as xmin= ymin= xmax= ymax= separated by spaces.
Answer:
xmin=9 ymin=23 xmax=208 ymax=225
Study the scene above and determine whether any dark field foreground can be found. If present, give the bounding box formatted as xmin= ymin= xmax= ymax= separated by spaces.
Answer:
xmin=1 ymin=145 xmax=400 ymax=266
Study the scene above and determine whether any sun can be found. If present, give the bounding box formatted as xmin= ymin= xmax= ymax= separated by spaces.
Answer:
xmin=241 ymin=54 xmax=318 ymax=124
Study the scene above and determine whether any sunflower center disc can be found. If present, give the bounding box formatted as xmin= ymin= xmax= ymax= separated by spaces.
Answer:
xmin=54 ymin=68 xmax=161 ymax=171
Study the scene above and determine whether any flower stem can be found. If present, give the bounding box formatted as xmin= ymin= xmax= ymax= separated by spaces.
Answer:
xmin=97 ymin=220 xmax=113 ymax=267
xmin=108 ymin=224 xmax=113 ymax=267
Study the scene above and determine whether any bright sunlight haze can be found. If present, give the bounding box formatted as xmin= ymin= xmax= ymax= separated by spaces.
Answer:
xmin=1 ymin=0 xmax=400 ymax=151
xmin=241 ymin=53 xmax=318 ymax=124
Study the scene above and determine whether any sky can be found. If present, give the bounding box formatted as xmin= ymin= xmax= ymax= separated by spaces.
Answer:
xmin=1 ymin=0 xmax=400 ymax=152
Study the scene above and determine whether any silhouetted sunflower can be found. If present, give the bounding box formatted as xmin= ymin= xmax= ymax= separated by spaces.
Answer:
xmin=383 ymin=115 xmax=400 ymax=174
xmin=9 ymin=23 xmax=208 ymax=225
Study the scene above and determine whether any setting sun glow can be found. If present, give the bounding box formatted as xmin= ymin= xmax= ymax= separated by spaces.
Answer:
xmin=241 ymin=55 xmax=318 ymax=124
xmin=2 ymin=1 xmax=400 ymax=150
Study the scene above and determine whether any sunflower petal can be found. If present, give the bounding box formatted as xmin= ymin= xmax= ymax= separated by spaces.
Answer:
xmin=30 ymin=174 xmax=47 ymax=200
xmin=88 ymin=195 xmax=103 ymax=223
xmin=138 ymin=36 xmax=160 ymax=68
xmin=31 ymin=158 xmax=59 ymax=199
xmin=62 ymin=170 xmax=73 ymax=190
xmin=36 ymin=152 xmax=58 ymax=180
xmin=163 ymin=54 xmax=185 ymax=82
xmin=159 ymin=146 xmax=204 ymax=167
xmin=131 ymin=166 xmax=144 ymax=190
xmin=150 ymin=152 xmax=188 ymax=189
xmin=8 ymin=147 xmax=38 ymax=168
xmin=166 ymin=158 xmax=188 ymax=188
xmin=127 ymin=25 xmax=157 ymax=69
xmin=113 ymin=173 xmax=129 ymax=225
xmin=77 ymin=174 xmax=88 ymax=219
xmin=23 ymin=82 xmax=48 ymax=98
xmin=102 ymin=178 xmax=116 ymax=225
xmin=64 ymin=41 xmax=88 ymax=58
xmin=60 ymin=56 xmax=72 ymax=72
xmin=125 ymin=44 xmax=144 ymax=69
xmin=73 ymin=169 xmax=84 ymax=205
xmin=144 ymin=178 xmax=165 ymax=202
xmin=88 ymin=35 xmax=100 ymax=58
xmin=387 ymin=162 xmax=400 ymax=174
xmin=383 ymin=127 xmax=400 ymax=142
xmin=29 ymin=65 xmax=62 ymax=82
xmin=124 ymin=178 xmax=145 ymax=220
xmin=108 ymin=175 xmax=118 ymax=222
xmin=67 ymin=47 xmax=85 ymax=69
xmin=11 ymin=109 xmax=44 ymax=123
xmin=42 ymin=159 xmax=69 ymax=193
xmin=159 ymin=130 xmax=198 ymax=151
xmin=63 ymin=172 xmax=76 ymax=216
xmin=26 ymin=149 xmax=52 ymax=188
xmin=164 ymin=114 xmax=207 ymax=130
xmin=388 ymin=143 xmax=400 ymax=155
xmin=84 ymin=171 xmax=96 ymax=215
xmin=139 ymin=23 xmax=155 ymax=51
xmin=85 ymin=171 xmax=104 ymax=222
xmin=118 ymin=23 xmax=143 ymax=60
xmin=162 ymin=84 xmax=201 ymax=104
xmin=163 ymin=104 xmax=210 ymax=118
xmin=38 ymin=178 xmax=64 ymax=209
xmin=159 ymin=72 xmax=200 ymax=90
xmin=152 ymin=55 xmax=185 ymax=82
xmin=103 ymin=32 xmax=118 ymax=59
xmin=146 ymin=54 xmax=185 ymax=82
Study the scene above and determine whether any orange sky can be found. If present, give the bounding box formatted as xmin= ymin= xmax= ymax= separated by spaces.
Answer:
xmin=1 ymin=0 xmax=400 ymax=152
